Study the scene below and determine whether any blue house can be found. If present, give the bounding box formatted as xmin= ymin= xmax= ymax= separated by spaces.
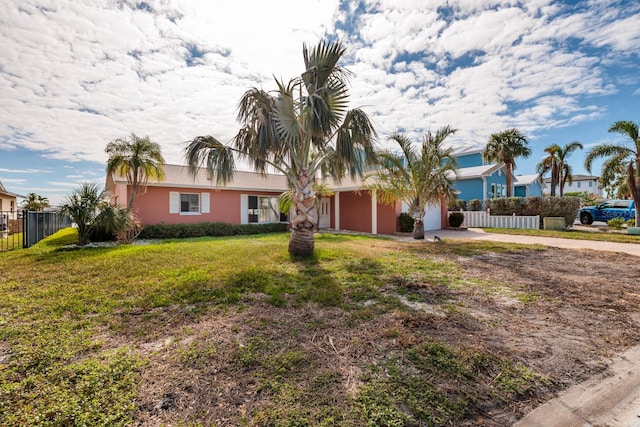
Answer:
xmin=451 ymin=147 xmax=543 ymax=202
xmin=514 ymin=174 xmax=544 ymax=198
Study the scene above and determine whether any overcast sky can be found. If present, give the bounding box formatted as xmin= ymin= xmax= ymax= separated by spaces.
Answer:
xmin=1 ymin=0 xmax=639 ymax=204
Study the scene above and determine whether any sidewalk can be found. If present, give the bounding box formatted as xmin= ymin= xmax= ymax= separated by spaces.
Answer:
xmin=427 ymin=227 xmax=640 ymax=425
xmin=430 ymin=227 xmax=640 ymax=257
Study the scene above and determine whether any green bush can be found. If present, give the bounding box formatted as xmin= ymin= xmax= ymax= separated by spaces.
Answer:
xmin=607 ymin=217 xmax=626 ymax=230
xmin=486 ymin=197 xmax=525 ymax=215
xmin=398 ymin=213 xmax=414 ymax=233
xmin=448 ymin=199 xmax=466 ymax=211
xmin=468 ymin=199 xmax=482 ymax=211
xmin=448 ymin=212 xmax=465 ymax=228
xmin=523 ymin=196 xmax=581 ymax=228
xmin=564 ymin=191 xmax=603 ymax=207
xmin=138 ymin=222 xmax=288 ymax=239
xmin=627 ymin=218 xmax=636 ymax=227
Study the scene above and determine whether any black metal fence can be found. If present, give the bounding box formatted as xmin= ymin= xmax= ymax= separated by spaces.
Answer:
xmin=0 ymin=210 xmax=72 ymax=252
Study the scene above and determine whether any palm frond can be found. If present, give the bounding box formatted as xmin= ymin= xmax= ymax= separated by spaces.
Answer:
xmin=184 ymin=135 xmax=236 ymax=185
xmin=584 ymin=144 xmax=633 ymax=173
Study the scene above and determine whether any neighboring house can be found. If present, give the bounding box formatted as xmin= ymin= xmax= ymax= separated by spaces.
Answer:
xmin=450 ymin=146 xmax=543 ymax=201
xmin=542 ymin=175 xmax=603 ymax=197
xmin=0 ymin=180 xmax=23 ymax=212
xmin=514 ymin=175 xmax=545 ymax=198
xmin=105 ymin=164 xmax=447 ymax=235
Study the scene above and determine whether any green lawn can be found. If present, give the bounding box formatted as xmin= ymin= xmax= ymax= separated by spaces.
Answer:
xmin=0 ymin=228 xmax=565 ymax=425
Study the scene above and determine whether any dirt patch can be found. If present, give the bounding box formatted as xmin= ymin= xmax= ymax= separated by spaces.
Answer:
xmin=129 ymin=246 xmax=640 ymax=426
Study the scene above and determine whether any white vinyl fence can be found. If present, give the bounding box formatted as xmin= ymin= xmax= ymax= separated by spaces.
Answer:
xmin=452 ymin=211 xmax=539 ymax=230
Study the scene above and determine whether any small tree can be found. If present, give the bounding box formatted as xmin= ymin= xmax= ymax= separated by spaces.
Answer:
xmin=484 ymin=129 xmax=531 ymax=198
xmin=366 ymin=127 xmax=458 ymax=239
xmin=58 ymin=183 xmax=134 ymax=246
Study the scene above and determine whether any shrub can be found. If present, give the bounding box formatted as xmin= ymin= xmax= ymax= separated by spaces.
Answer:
xmin=448 ymin=212 xmax=465 ymax=228
xmin=468 ymin=199 xmax=482 ymax=211
xmin=486 ymin=197 xmax=525 ymax=215
xmin=138 ymin=222 xmax=288 ymax=239
xmin=607 ymin=217 xmax=625 ymax=230
xmin=398 ymin=213 xmax=414 ymax=233
xmin=523 ymin=196 xmax=581 ymax=228
xmin=564 ymin=192 xmax=603 ymax=207
xmin=626 ymin=218 xmax=636 ymax=227
xmin=448 ymin=199 xmax=466 ymax=211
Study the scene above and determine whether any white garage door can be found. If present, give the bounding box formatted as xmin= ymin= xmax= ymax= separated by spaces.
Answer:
xmin=423 ymin=202 xmax=442 ymax=231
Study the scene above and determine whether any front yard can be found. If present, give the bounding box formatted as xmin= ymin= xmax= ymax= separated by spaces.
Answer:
xmin=1 ymin=229 xmax=638 ymax=426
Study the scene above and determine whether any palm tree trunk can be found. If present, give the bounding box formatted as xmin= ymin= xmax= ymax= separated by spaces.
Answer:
xmin=413 ymin=219 xmax=425 ymax=239
xmin=288 ymin=170 xmax=317 ymax=256
xmin=505 ymin=163 xmax=513 ymax=198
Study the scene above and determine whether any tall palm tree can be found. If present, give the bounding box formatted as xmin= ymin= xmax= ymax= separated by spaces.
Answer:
xmin=184 ymin=41 xmax=377 ymax=256
xmin=105 ymin=133 xmax=166 ymax=209
xmin=366 ymin=127 xmax=458 ymax=240
xmin=585 ymin=120 xmax=640 ymax=225
xmin=483 ymin=129 xmax=531 ymax=198
xmin=536 ymin=144 xmax=561 ymax=197
xmin=557 ymin=141 xmax=583 ymax=196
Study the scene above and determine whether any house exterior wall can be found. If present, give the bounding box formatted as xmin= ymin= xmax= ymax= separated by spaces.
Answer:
xmin=0 ymin=195 xmax=17 ymax=212
xmin=549 ymin=179 xmax=603 ymax=196
xmin=514 ymin=186 xmax=526 ymax=198
xmin=377 ymin=199 xmax=402 ymax=235
xmin=455 ymin=153 xmax=484 ymax=168
xmin=452 ymin=178 xmax=485 ymax=201
xmin=338 ymin=191 xmax=372 ymax=233
xmin=131 ymin=186 xmax=284 ymax=225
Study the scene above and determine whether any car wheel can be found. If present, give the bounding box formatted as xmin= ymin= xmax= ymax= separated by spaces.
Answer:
xmin=580 ymin=212 xmax=593 ymax=225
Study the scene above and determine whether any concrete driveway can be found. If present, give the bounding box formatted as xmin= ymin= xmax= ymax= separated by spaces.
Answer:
xmin=431 ymin=227 xmax=640 ymax=257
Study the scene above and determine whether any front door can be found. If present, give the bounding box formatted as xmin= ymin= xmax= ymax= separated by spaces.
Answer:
xmin=318 ymin=197 xmax=330 ymax=228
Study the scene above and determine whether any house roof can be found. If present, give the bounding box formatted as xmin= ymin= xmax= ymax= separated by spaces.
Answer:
xmin=0 ymin=180 xmax=25 ymax=199
xmin=542 ymin=174 xmax=599 ymax=183
xmin=451 ymin=145 xmax=484 ymax=157
xmin=452 ymin=163 xmax=504 ymax=180
xmin=514 ymin=174 xmax=544 ymax=187
xmin=110 ymin=164 xmax=290 ymax=192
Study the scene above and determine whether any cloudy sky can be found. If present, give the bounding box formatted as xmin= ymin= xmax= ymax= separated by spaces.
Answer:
xmin=1 ymin=0 xmax=639 ymax=204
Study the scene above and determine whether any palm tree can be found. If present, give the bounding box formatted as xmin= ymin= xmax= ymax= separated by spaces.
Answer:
xmin=536 ymin=144 xmax=561 ymax=197
xmin=557 ymin=141 xmax=583 ymax=196
xmin=483 ymin=129 xmax=531 ymax=198
xmin=585 ymin=120 xmax=640 ymax=225
xmin=105 ymin=133 xmax=166 ymax=209
xmin=185 ymin=41 xmax=377 ymax=256
xmin=21 ymin=193 xmax=50 ymax=211
xmin=366 ymin=127 xmax=458 ymax=240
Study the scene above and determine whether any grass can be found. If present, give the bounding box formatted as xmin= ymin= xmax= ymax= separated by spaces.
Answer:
xmin=485 ymin=227 xmax=640 ymax=243
xmin=0 ymin=228 xmax=556 ymax=425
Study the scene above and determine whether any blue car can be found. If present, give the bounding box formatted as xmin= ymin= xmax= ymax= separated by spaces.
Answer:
xmin=579 ymin=199 xmax=636 ymax=225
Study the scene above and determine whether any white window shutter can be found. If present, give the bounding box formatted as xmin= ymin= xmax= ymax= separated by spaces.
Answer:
xmin=201 ymin=193 xmax=210 ymax=213
xmin=240 ymin=194 xmax=248 ymax=224
xmin=169 ymin=192 xmax=179 ymax=214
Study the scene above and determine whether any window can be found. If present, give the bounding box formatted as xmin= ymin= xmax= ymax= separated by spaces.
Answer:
xmin=589 ymin=180 xmax=593 ymax=188
xmin=169 ymin=192 xmax=210 ymax=215
xmin=181 ymin=193 xmax=199 ymax=213
xmin=247 ymin=195 xmax=287 ymax=223
xmin=577 ymin=182 xmax=581 ymax=188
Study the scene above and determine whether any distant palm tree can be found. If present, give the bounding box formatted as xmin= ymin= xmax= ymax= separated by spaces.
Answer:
xmin=105 ymin=133 xmax=166 ymax=209
xmin=585 ymin=120 xmax=640 ymax=225
xmin=557 ymin=141 xmax=583 ymax=196
xmin=21 ymin=193 xmax=50 ymax=211
xmin=536 ymin=144 xmax=561 ymax=197
xmin=483 ymin=129 xmax=531 ymax=198
xmin=185 ymin=41 xmax=377 ymax=256
xmin=366 ymin=127 xmax=458 ymax=239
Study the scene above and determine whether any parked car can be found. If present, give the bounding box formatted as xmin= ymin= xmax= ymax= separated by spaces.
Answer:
xmin=579 ymin=199 xmax=636 ymax=225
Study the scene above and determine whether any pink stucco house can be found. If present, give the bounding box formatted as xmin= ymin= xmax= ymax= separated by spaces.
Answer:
xmin=105 ymin=164 xmax=447 ymax=235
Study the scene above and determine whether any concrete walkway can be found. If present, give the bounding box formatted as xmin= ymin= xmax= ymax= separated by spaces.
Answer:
xmin=430 ymin=227 xmax=640 ymax=257
xmin=428 ymin=227 xmax=640 ymax=425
